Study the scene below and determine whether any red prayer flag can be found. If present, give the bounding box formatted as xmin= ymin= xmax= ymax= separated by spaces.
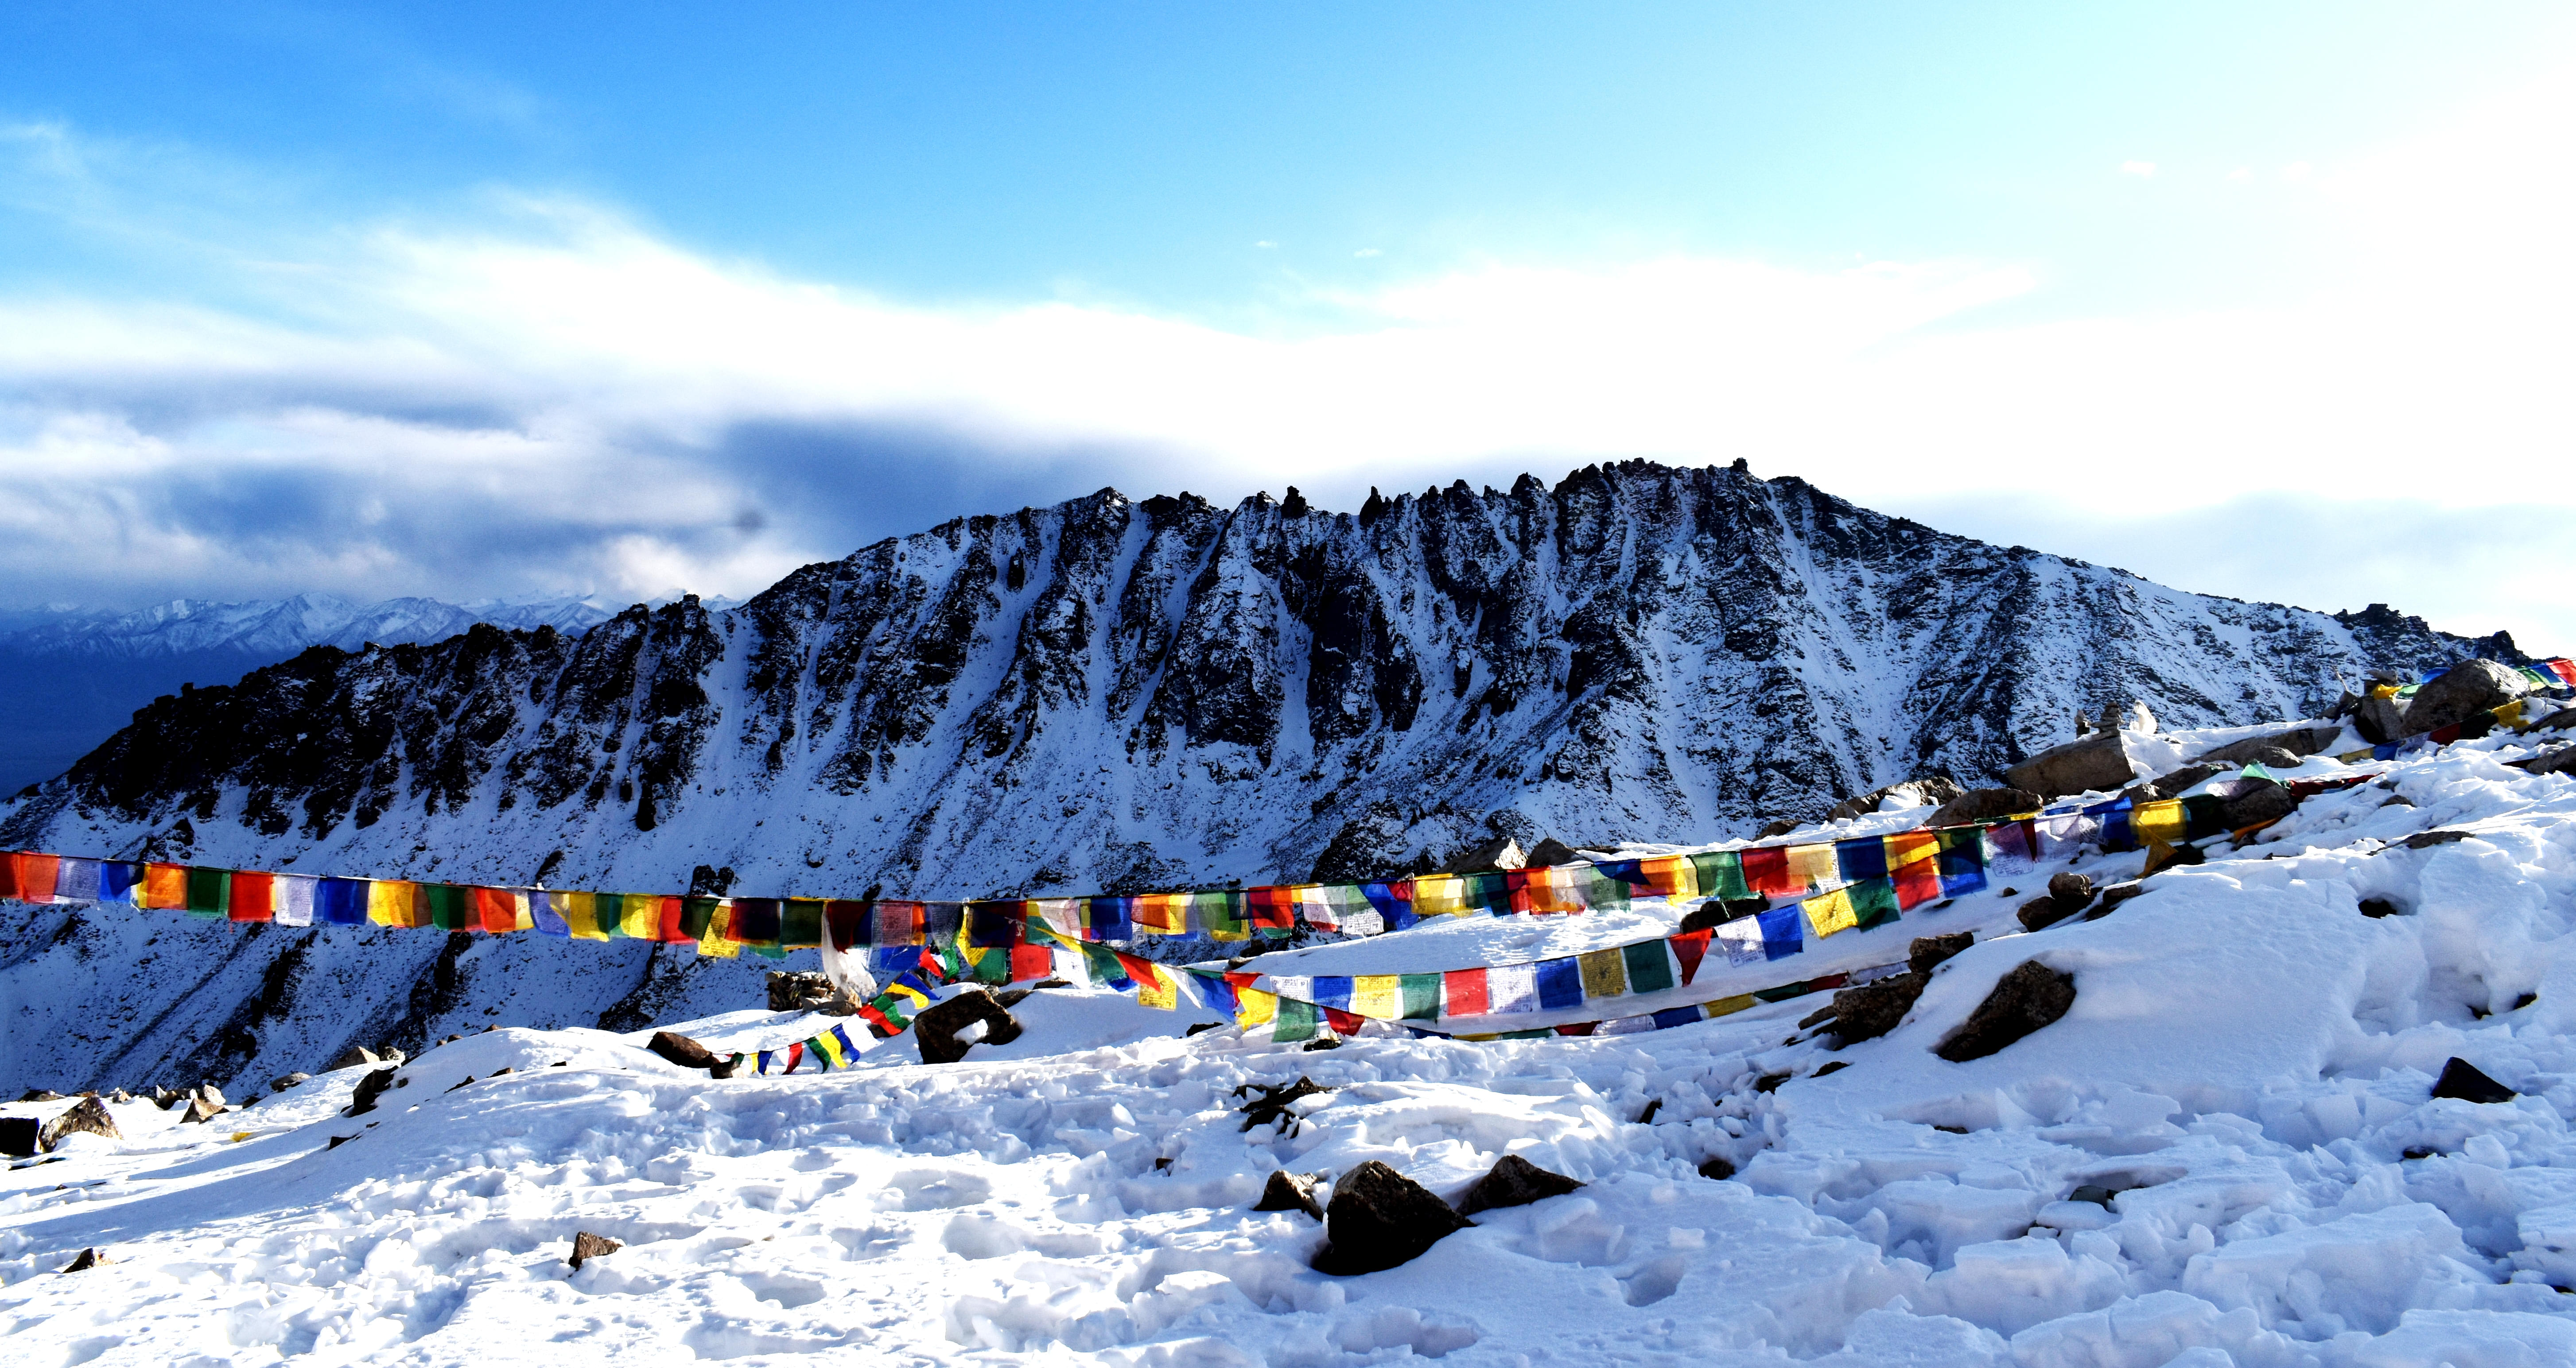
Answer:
xmin=1246 ymin=885 xmax=1296 ymax=933
xmin=1322 ymin=1007 xmax=1365 ymax=1036
xmin=8 ymin=853 xmax=60 ymax=903
xmin=475 ymin=887 xmax=521 ymax=934
xmin=655 ymin=896 xmax=688 ymax=943
xmin=1739 ymin=845 xmax=1795 ymax=898
xmin=1442 ymin=968 xmax=1490 ymax=1017
xmin=1667 ymin=929 xmax=1712 ymax=984
xmin=227 ymin=870 xmax=273 ymax=922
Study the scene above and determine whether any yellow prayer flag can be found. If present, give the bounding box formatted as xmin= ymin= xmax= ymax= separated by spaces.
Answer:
xmin=2134 ymin=799 xmax=2187 ymax=846
xmin=1134 ymin=893 xmax=1190 ymax=935
xmin=616 ymin=893 xmax=661 ymax=939
xmin=143 ymin=863 xmax=188 ymax=910
xmin=1235 ymin=988 xmax=1278 ymax=1028
xmin=698 ymin=902 xmax=742 ymax=958
xmin=1352 ymin=975 xmax=1401 ymax=1019
xmin=1411 ymin=875 xmax=1469 ymax=917
xmin=369 ymin=880 xmax=420 ymax=927
xmin=559 ymin=891 xmax=607 ymax=941
xmin=811 ymin=1032 xmax=849 ymax=1068
xmin=1801 ymin=887 xmax=1859 ymax=939
xmin=1703 ymin=993 xmax=1757 ymax=1018
xmin=1785 ymin=844 xmax=1840 ymax=893
xmin=1136 ymin=964 xmax=1178 ymax=1010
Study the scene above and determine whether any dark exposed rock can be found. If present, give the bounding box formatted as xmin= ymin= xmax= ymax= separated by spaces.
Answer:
xmin=1253 ymin=1169 xmax=1325 ymax=1220
xmin=645 ymin=1031 xmax=721 ymax=1071
xmin=2048 ymin=872 xmax=2095 ymax=910
xmin=1822 ymin=971 xmax=1926 ymax=1046
xmin=1454 ymin=1154 xmax=1583 ymax=1215
xmin=1312 ymin=1161 xmax=1473 ymax=1275
xmin=2351 ymin=695 xmax=2410 ymax=744
xmin=2088 ymin=883 xmax=2150 ymax=918
xmin=1910 ymin=932 xmax=1975 ymax=978
xmin=271 ymin=1072 xmax=311 ymax=1091
xmin=1437 ymin=835 xmax=1524 ymax=872
xmin=1236 ymin=1076 xmax=1333 ymax=1132
xmin=2514 ymin=746 xmax=2576 ymax=777
xmin=765 ymin=971 xmax=862 ymax=1015
xmin=1521 ymin=837 xmax=1582 ymax=868
xmin=344 ymin=1066 xmax=398 ymax=1117
xmin=1825 ymin=776 xmax=1965 ymax=823
xmin=2005 ymin=731 xmax=2136 ymax=801
xmin=177 ymin=1096 xmax=222 ymax=1124
xmin=59 ymin=1248 xmax=107 ymax=1273
xmin=2432 ymin=1058 xmax=2516 ymax=1104
xmin=2404 ymin=829 xmax=2473 ymax=850
xmin=2359 ymin=897 xmax=2402 ymax=918
xmin=327 ymin=1046 xmax=378 ymax=1071
xmin=18 ymin=1088 xmax=63 ymax=1103
xmin=2191 ymin=725 xmax=2341 ymax=767
xmin=2017 ymin=896 xmax=2072 ymax=933
xmin=1935 ymin=961 xmax=2076 ymax=1062
xmin=0 ymin=1116 xmax=40 ymax=1157
xmin=2403 ymin=660 xmax=2533 ymax=736
xmin=1813 ymin=1060 xmax=1849 ymax=1077
xmin=1697 ymin=1156 xmax=1736 ymax=1181
xmin=1756 ymin=819 xmax=1802 ymax=839
xmin=2217 ymin=780 xmax=2301 ymax=830
xmin=569 ymin=1231 xmax=623 ymax=1270
xmin=913 ymin=988 xmax=1024 ymax=1065
xmin=39 ymin=1097 xmax=121 ymax=1149
xmin=1924 ymin=787 xmax=2042 ymax=828
xmin=2126 ymin=765 xmax=2219 ymax=804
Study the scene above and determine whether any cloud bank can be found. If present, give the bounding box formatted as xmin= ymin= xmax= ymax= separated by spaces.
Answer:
xmin=2 ymin=66 xmax=2571 ymax=649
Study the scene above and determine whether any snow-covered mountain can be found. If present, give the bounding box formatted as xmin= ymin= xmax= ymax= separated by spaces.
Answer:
xmin=0 ymin=593 xmax=720 ymax=794
xmin=0 ymin=458 xmax=2535 ymax=1096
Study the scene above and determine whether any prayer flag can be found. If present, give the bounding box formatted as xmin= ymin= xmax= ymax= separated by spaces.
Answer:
xmin=1309 ymin=976 xmax=1354 ymax=1011
xmin=1717 ymin=913 xmax=1768 ymax=966
xmin=1399 ymin=974 xmax=1441 ymax=1021
xmin=225 ymin=869 xmax=272 ymax=922
xmin=1835 ymin=837 xmax=1889 ymax=884
xmin=1132 ymin=893 xmax=1190 ymax=935
xmin=1488 ymin=963 xmax=1539 ymax=1014
xmin=2133 ymin=799 xmax=2188 ymax=849
xmin=51 ymin=857 xmax=100 ymax=904
xmin=1234 ymin=985 xmax=1278 ymax=1030
xmin=732 ymin=898 xmax=783 ymax=949
xmin=1193 ymin=890 xmax=1247 ymax=941
xmin=1411 ymin=874 xmax=1469 ymax=918
xmin=1739 ymin=845 xmax=1794 ymax=899
xmin=186 ymin=866 xmax=230 ymax=918
xmin=369 ymin=879 xmax=420 ymax=927
xmin=476 ymin=887 xmax=526 ymax=934
xmin=1443 ymin=968 xmax=1490 ymax=1017
xmin=1622 ymin=940 xmax=1676 ymax=994
xmin=1755 ymin=906 xmax=1804 ymax=959
xmin=1085 ymin=895 xmax=1134 ymax=941
xmin=144 ymin=862 xmax=188 ymax=910
xmin=1293 ymin=884 xmax=1377 ymax=933
xmin=1886 ymin=833 xmax=1942 ymax=909
xmin=1535 ymin=957 xmax=1584 ymax=1010
xmin=1668 ymin=928 xmax=1712 ymax=984
xmin=1352 ymin=975 xmax=1400 ymax=1019
xmin=1802 ymin=886 xmax=1861 ymax=939
xmin=1246 ymin=885 xmax=1298 ymax=935
xmin=1189 ymin=969 xmax=1239 ymax=1018
xmin=1785 ymin=844 xmax=1840 ymax=895
xmin=318 ymin=877 xmax=371 ymax=927
xmin=1273 ymin=996 xmax=1318 ymax=1042
xmin=1634 ymin=854 xmax=1700 ymax=900
xmin=1578 ymin=948 xmax=1628 ymax=1000
xmin=5 ymin=853 xmax=59 ymax=903
xmin=967 ymin=900 xmax=1018 ymax=948
xmin=1360 ymin=880 xmax=1414 ymax=929
xmin=1690 ymin=851 xmax=1752 ymax=901
xmin=1934 ymin=829 xmax=1987 ymax=898
xmin=421 ymin=884 xmax=474 ymax=932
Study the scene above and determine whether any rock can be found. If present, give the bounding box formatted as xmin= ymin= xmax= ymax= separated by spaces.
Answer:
xmin=1253 ymin=1169 xmax=1325 ymax=1221
xmin=345 ymin=1066 xmax=398 ymax=1117
xmin=105 ymin=1090 xmax=131 ymax=1104
xmin=1697 ymin=1156 xmax=1736 ymax=1181
xmin=1756 ymin=819 xmax=1802 ymax=839
xmin=38 ymin=1097 xmax=122 ymax=1150
xmin=709 ymin=1053 xmax=746 ymax=1079
xmin=2048 ymin=872 xmax=2095 ymax=908
xmin=1520 ymin=837 xmax=1582 ymax=868
xmin=912 ymin=988 xmax=1025 ymax=1066
xmin=2004 ymin=730 xmax=2136 ymax=801
xmin=2018 ymin=895 xmax=2073 ymax=933
xmin=2217 ymin=780 xmax=2301 ymax=830
xmin=0 ymin=1116 xmax=40 ymax=1157
xmin=2359 ymin=897 xmax=2402 ymax=918
xmin=178 ymin=1096 xmax=221 ymax=1124
xmin=2125 ymin=765 xmax=2219 ymax=803
xmin=377 ymin=1047 xmax=405 ymax=1065
xmin=2432 ymin=1058 xmax=2516 ymax=1104
xmin=2140 ymin=841 xmax=2205 ymax=876
xmin=2191 ymin=726 xmax=2341 ymax=767
xmin=2403 ymin=829 xmax=2471 ymax=850
xmin=1235 ymin=1076 xmax=1333 ymax=1132
xmin=1311 ymin=1161 xmax=1473 ymax=1275
xmin=2512 ymin=745 xmax=2576 ymax=777
xmin=18 ymin=1088 xmax=63 ymax=1103
xmin=271 ymin=1073 xmax=311 ymax=1092
xmin=2538 ymin=707 xmax=2576 ymax=732
xmin=59 ymin=1248 xmax=107 ymax=1273
xmin=1910 ymin=932 xmax=1975 ymax=978
xmin=327 ymin=1046 xmax=379 ymax=1072
xmin=1824 ymin=777 xmax=1966 ymax=824
xmin=765 ymin=970 xmax=862 ymax=1015
xmin=1454 ymin=1154 xmax=1583 ymax=1215
xmin=193 ymin=1083 xmax=226 ymax=1110
xmin=2350 ymin=694 xmax=2410 ymax=744
xmin=2403 ymin=659 xmax=2534 ymax=737
xmin=2121 ymin=701 xmax=2157 ymax=733
xmin=1924 ymin=787 xmax=2041 ymax=828
xmin=1821 ymin=973 xmax=1925 ymax=1045
xmin=645 ymin=1031 xmax=721 ymax=1071
xmin=1680 ymin=898 xmax=1766 ymax=934
xmin=569 ymin=1230 xmax=623 ymax=1270
xmin=1436 ymin=835 xmax=1524 ymax=873
xmin=1935 ymin=961 xmax=2076 ymax=1062
xmin=2091 ymin=883 xmax=2150 ymax=918
xmin=146 ymin=1087 xmax=183 ymax=1108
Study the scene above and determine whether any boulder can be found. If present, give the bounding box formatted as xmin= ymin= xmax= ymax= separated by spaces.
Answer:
xmin=1935 ymin=961 xmax=2076 ymax=1062
xmin=1820 ymin=973 xmax=1925 ymax=1045
xmin=271 ymin=1073 xmax=311 ymax=1092
xmin=765 ymin=971 xmax=862 ymax=1015
xmin=1521 ymin=837 xmax=1583 ymax=868
xmin=2125 ymin=765 xmax=2219 ymax=803
xmin=38 ymin=1097 xmax=121 ymax=1150
xmin=1697 ymin=1156 xmax=1736 ymax=1181
xmin=2513 ymin=746 xmax=2576 ymax=778
xmin=1924 ymin=787 xmax=2041 ymax=828
xmin=327 ymin=1046 xmax=379 ymax=1072
xmin=2432 ymin=1058 xmax=2516 ymax=1104
xmin=18 ymin=1088 xmax=63 ymax=1103
xmin=1910 ymin=932 xmax=1975 ymax=978
xmin=59 ymin=1248 xmax=107 ymax=1273
xmin=2403 ymin=660 xmax=2534 ymax=737
xmin=1454 ymin=1154 xmax=1583 ymax=1215
xmin=645 ymin=1031 xmax=721 ymax=1071
xmin=0 ymin=1116 xmax=39 ymax=1157
xmin=2017 ymin=895 xmax=2074 ymax=934
xmin=193 ymin=1084 xmax=225 ymax=1110
xmin=1236 ymin=1076 xmax=1334 ymax=1132
xmin=569 ymin=1230 xmax=623 ymax=1270
xmin=1252 ymin=1170 xmax=1325 ymax=1221
xmin=1825 ymin=777 xmax=1966 ymax=824
xmin=177 ymin=1096 xmax=222 ymax=1124
xmin=2048 ymin=872 xmax=2095 ymax=910
xmin=2092 ymin=883 xmax=2150 ymax=917
xmin=2004 ymin=731 xmax=2136 ymax=802
xmin=2217 ymin=780 xmax=2301 ymax=830
xmin=1311 ymin=1161 xmax=1474 ymax=1274
xmin=2191 ymin=726 xmax=2342 ymax=767
xmin=913 ymin=988 xmax=1024 ymax=1066
xmin=1437 ymin=835 xmax=1524 ymax=873
xmin=377 ymin=1047 xmax=406 ymax=1066
xmin=2350 ymin=695 xmax=2410 ymax=744
xmin=1756 ymin=819 xmax=1802 ymax=839
xmin=344 ymin=1066 xmax=399 ymax=1117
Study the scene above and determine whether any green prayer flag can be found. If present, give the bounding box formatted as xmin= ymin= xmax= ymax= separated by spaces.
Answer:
xmin=1690 ymin=851 xmax=1752 ymax=901
xmin=680 ymin=896 xmax=721 ymax=942
xmin=1850 ymin=877 xmax=1903 ymax=931
xmin=424 ymin=883 xmax=471 ymax=931
xmin=1399 ymin=974 xmax=1442 ymax=1021
xmin=185 ymin=866 xmax=229 ymax=917
xmin=1273 ymin=997 xmax=1319 ymax=1042
xmin=780 ymin=899 xmax=824 ymax=948
xmin=1621 ymin=940 xmax=1675 ymax=994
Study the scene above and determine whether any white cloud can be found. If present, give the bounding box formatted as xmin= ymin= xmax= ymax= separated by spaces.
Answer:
xmin=0 ymin=60 xmax=2572 ymax=650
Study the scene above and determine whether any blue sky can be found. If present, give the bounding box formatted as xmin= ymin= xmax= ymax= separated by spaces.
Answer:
xmin=3 ymin=3 xmax=2573 ymax=646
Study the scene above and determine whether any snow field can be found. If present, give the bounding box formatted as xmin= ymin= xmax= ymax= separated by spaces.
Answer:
xmin=4 ymin=721 xmax=2576 ymax=1364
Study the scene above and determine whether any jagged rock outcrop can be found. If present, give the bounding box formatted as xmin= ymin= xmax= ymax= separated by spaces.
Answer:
xmin=0 ymin=461 xmax=2524 ymax=1097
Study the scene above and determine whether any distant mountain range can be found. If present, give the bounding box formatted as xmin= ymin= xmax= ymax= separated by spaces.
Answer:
xmin=0 ymin=593 xmax=730 ymax=793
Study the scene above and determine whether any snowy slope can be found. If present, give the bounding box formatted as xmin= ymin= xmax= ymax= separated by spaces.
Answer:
xmin=0 ymin=460 xmax=2535 ymax=1099
xmin=7 ymin=721 xmax=2576 ymax=1364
